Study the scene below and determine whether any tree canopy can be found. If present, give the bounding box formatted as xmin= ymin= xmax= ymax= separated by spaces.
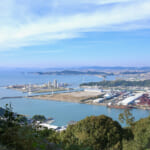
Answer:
xmin=1 ymin=104 xmax=150 ymax=150
xmin=32 ymin=115 xmax=46 ymax=122
xmin=60 ymin=115 xmax=123 ymax=150
xmin=81 ymin=80 xmax=150 ymax=87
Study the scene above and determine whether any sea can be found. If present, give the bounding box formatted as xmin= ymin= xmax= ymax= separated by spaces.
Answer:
xmin=0 ymin=70 xmax=150 ymax=126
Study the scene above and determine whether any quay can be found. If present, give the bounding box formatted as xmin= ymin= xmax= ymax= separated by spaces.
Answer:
xmin=0 ymin=96 xmax=25 ymax=100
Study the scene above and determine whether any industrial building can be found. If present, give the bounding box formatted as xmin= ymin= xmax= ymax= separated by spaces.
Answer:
xmin=93 ymin=98 xmax=104 ymax=103
xmin=117 ymin=93 xmax=144 ymax=106
xmin=48 ymin=81 xmax=51 ymax=88
xmin=53 ymin=79 xmax=58 ymax=88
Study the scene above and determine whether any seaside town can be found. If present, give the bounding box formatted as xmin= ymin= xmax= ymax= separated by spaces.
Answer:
xmin=5 ymin=71 xmax=150 ymax=110
xmin=0 ymin=105 xmax=67 ymax=132
xmin=81 ymin=86 xmax=150 ymax=110
xmin=2 ymin=73 xmax=150 ymax=133
xmin=6 ymin=79 xmax=69 ymax=94
xmin=1 ymin=0 xmax=150 ymax=149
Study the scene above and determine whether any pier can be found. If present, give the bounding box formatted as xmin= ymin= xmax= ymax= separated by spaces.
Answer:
xmin=0 ymin=96 xmax=25 ymax=100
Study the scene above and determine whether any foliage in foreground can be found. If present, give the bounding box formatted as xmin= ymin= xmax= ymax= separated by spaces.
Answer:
xmin=0 ymin=104 xmax=56 ymax=150
xmin=32 ymin=114 xmax=46 ymax=122
xmin=123 ymin=116 xmax=150 ymax=150
xmin=1 ymin=105 xmax=150 ymax=150
xmin=59 ymin=115 xmax=123 ymax=150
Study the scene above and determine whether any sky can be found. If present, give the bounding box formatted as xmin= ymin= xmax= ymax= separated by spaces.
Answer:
xmin=0 ymin=0 xmax=150 ymax=68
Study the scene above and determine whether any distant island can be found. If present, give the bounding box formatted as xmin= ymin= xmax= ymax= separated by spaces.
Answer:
xmin=28 ymin=68 xmax=150 ymax=80
xmin=75 ymin=66 xmax=150 ymax=71
xmin=29 ymin=70 xmax=114 ymax=76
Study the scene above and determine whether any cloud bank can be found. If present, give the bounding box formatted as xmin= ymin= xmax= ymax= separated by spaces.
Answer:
xmin=0 ymin=0 xmax=150 ymax=50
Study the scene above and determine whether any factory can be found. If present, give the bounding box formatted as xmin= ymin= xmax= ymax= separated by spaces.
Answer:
xmin=117 ymin=93 xmax=144 ymax=106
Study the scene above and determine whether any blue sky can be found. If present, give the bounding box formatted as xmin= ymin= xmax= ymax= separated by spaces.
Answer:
xmin=0 ymin=0 xmax=150 ymax=68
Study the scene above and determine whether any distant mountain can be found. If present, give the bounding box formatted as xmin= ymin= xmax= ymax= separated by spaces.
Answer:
xmin=30 ymin=70 xmax=114 ymax=76
xmin=77 ymin=66 xmax=150 ymax=71
xmin=46 ymin=66 xmax=150 ymax=71
xmin=1 ymin=66 xmax=150 ymax=72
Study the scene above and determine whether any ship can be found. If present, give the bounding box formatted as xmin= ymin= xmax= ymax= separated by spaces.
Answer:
xmin=107 ymin=103 xmax=134 ymax=109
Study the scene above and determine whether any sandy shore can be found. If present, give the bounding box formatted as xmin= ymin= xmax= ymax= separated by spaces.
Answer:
xmin=27 ymin=91 xmax=150 ymax=109
xmin=29 ymin=91 xmax=104 ymax=104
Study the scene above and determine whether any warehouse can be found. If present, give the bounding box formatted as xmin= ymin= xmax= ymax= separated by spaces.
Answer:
xmin=117 ymin=93 xmax=143 ymax=106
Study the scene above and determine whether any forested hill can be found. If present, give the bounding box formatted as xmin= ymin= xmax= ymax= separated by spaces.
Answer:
xmin=30 ymin=70 xmax=114 ymax=76
xmin=80 ymin=80 xmax=150 ymax=87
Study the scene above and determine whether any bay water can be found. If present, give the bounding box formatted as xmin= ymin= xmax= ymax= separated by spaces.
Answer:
xmin=0 ymin=71 xmax=149 ymax=126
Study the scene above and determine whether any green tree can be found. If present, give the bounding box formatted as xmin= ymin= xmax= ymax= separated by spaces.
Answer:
xmin=119 ymin=109 xmax=135 ymax=126
xmin=60 ymin=115 xmax=123 ymax=150
xmin=122 ymin=116 xmax=150 ymax=150
xmin=4 ymin=103 xmax=15 ymax=124
xmin=131 ymin=116 xmax=150 ymax=150
xmin=16 ymin=115 xmax=27 ymax=124
xmin=0 ymin=144 xmax=9 ymax=150
xmin=32 ymin=115 xmax=46 ymax=122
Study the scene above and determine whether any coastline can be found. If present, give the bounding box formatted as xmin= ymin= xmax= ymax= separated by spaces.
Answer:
xmin=27 ymin=91 xmax=107 ymax=106
xmin=28 ymin=96 xmax=107 ymax=106
xmin=27 ymin=92 xmax=150 ymax=110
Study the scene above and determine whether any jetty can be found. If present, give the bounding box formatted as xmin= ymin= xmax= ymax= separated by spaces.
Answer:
xmin=0 ymin=96 xmax=25 ymax=100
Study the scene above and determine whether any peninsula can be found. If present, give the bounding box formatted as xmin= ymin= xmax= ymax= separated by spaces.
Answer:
xmin=29 ymin=90 xmax=105 ymax=105
xmin=6 ymin=79 xmax=69 ymax=93
xmin=29 ymin=70 xmax=113 ymax=76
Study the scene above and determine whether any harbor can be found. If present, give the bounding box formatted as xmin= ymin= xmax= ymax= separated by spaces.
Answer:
xmin=6 ymin=79 xmax=69 ymax=94
xmin=4 ymin=81 xmax=150 ymax=110
xmin=1 ymin=71 xmax=150 ymax=127
xmin=29 ymin=90 xmax=104 ymax=104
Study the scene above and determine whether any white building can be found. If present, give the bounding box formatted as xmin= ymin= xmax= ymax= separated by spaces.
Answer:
xmin=39 ymin=123 xmax=59 ymax=130
xmin=84 ymin=88 xmax=102 ymax=93
xmin=104 ymin=93 xmax=113 ymax=99
xmin=48 ymin=81 xmax=51 ymax=88
xmin=53 ymin=79 xmax=58 ymax=88
xmin=117 ymin=93 xmax=143 ymax=106
xmin=93 ymin=98 xmax=104 ymax=103
xmin=39 ymin=123 xmax=67 ymax=132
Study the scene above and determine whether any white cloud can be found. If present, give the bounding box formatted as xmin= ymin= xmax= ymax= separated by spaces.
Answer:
xmin=82 ymin=0 xmax=132 ymax=5
xmin=31 ymin=50 xmax=64 ymax=54
xmin=0 ymin=0 xmax=150 ymax=50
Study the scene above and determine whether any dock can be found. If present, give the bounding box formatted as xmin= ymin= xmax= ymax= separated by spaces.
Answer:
xmin=0 ymin=96 xmax=25 ymax=100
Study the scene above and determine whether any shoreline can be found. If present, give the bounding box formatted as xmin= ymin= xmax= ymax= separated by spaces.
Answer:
xmin=27 ymin=91 xmax=107 ymax=106
xmin=27 ymin=93 xmax=150 ymax=110
xmin=28 ymin=96 xmax=150 ymax=109
xmin=6 ymin=87 xmax=69 ymax=93
xmin=28 ymin=96 xmax=108 ymax=106
xmin=3 ymin=88 xmax=150 ymax=110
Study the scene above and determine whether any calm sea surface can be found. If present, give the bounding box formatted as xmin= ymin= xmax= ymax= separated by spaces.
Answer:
xmin=0 ymin=71 xmax=150 ymax=126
